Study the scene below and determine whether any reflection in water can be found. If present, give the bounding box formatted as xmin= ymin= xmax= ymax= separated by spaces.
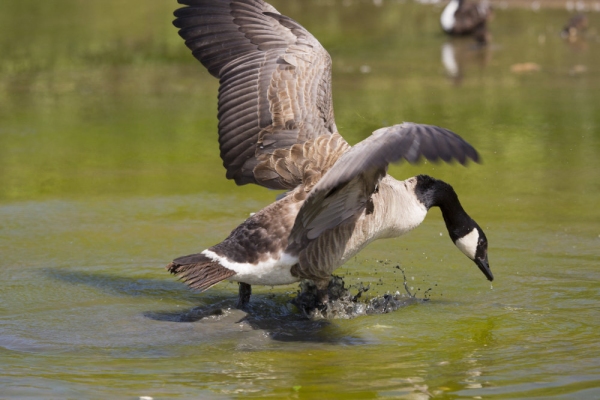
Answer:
xmin=47 ymin=267 xmax=387 ymax=344
xmin=441 ymin=42 xmax=461 ymax=83
xmin=146 ymin=297 xmax=374 ymax=345
xmin=45 ymin=268 xmax=189 ymax=300
xmin=440 ymin=40 xmax=491 ymax=85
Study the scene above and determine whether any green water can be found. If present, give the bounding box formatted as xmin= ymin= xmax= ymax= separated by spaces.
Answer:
xmin=1 ymin=0 xmax=599 ymax=398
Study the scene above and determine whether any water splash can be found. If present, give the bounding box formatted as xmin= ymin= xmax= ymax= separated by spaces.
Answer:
xmin=291 ymin=267 xmax=425 ymax=320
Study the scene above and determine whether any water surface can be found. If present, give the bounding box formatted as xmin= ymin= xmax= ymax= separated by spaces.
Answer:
xmin=1 ymin=0 xmax=599 ymax=398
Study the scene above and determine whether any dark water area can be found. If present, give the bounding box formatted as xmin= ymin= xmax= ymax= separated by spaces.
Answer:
xmin=1 ymin=0 xmax=599 ymax=398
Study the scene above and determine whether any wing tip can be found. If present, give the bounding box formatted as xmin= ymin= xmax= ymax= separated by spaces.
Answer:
xmin=381 ymin=122 xmax=483 ymax=166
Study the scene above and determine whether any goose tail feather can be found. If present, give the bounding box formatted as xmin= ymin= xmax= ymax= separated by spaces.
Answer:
xmin=166 ymin=253 xmax=236 ymax=292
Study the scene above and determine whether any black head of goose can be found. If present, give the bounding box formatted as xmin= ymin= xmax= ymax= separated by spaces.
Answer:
xmin=440 ymin=0 xmax=491 ymax=45
xmin=166 ymin=0 xmax=492 ymax=309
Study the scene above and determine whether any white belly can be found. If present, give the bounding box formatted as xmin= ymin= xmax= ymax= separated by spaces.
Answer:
xmin=202 ymin=250 xmax=300 ymax=286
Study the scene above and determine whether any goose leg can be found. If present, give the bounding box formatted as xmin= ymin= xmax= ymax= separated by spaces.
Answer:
xmin=237 ymin=282 xmax=252 ymax=309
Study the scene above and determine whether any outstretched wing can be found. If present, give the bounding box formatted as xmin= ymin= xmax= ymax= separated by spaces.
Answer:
xmin=174 ymin=0 xmax=340 ymax=189
xmin=289 ymin=122 xmax=480 ymax=244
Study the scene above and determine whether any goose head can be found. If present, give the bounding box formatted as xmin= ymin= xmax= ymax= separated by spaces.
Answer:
xmin=414 ymin=175 xmax=493 ymax=281
xmin=453 ymin=222 xmax=493 ymax=281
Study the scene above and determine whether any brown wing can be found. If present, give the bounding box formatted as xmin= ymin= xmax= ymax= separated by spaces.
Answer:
xmin=174 ymin=0 xmax=340 ymax=189
xmin=289 ymin=122 xmax=480 ymax=246
xmin=453 ymin=2 xmax=489 ymax=34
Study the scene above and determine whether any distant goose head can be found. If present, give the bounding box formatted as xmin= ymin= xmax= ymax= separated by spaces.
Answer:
xmin=415 ymin=175 xmax=492 ymax=281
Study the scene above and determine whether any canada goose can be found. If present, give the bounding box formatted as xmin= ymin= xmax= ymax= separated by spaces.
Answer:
xmin=440 ymin=0 xmax=491 ymax=45
xmin=561 ymin=14 xmax=588 ymax=42
xmin=167 ymin=0 xmax=492 ymax=309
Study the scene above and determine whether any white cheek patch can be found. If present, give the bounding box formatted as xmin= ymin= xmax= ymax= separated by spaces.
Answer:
xmin=455 ymin=228 xmax=478 ymax=259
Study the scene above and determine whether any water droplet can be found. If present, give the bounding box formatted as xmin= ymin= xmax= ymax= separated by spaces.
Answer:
xmin=490 ymin=284 xmax=494 ymax=290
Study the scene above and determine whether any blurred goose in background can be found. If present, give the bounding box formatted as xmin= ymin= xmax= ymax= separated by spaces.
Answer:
xmin=166 ymin=0 xmax=492 ymax=309
xmin=561 ymin=14 xmax=588 ymax=42
xmin=440 ymin=0 xmax=491 ymax=45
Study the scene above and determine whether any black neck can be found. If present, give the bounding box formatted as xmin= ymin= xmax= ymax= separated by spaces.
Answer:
xmin=414 ymin=175 xmax=474 ymax=242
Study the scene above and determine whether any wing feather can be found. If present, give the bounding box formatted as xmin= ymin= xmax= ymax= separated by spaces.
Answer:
xmin=174 ymin=0 xmax=339 ymax=189
xmin=289 ymin=123 xmax=480 ymax=246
